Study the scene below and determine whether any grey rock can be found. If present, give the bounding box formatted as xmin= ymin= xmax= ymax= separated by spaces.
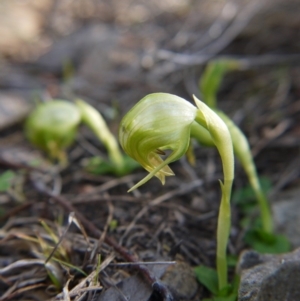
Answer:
xmin=238 ymin=248 xmax=300 ymax=301
xmin=258 ymin=262 xmax=300 ymax=301
xmin=272 ymin=187 xmax=300 ymax=247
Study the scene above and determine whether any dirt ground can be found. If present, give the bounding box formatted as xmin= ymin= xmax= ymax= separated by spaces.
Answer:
xmin=0 ymin=0 xmax=300 ymax=300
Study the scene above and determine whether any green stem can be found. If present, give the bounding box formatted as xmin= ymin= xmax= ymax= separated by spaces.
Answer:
xmin=216 ymin=179 xmax=232 ymax=290
xmin=194 ymin=107 xmax=234 ymax=291
xmin=249 ymin=176 xmax=273 ymax=233
xmin=76 ymin=100 xmax=124 ymax=170
xmin=218 ymin=111 xmax=273 ymax=234
xmin=192 ymin=114 xmax=273 ymax=234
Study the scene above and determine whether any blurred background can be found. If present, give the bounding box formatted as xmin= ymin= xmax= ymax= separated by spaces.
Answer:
xmin=1 ymin=0 xmax=299 ymax=113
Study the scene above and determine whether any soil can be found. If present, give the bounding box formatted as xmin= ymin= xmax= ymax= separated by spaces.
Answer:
xmin=0 ymin=0 xmax=299 ymax=300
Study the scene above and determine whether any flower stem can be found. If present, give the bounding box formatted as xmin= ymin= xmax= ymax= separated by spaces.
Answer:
xmin=76 ymin=100 xmax=124 ymax=170
xmin=193 ymin=99 xmax=234 ymax=291
xmin=249 ymin=176 xmax=273 ymax=233
xmin=216 ymin=179 xmax=232 ymax=290
xmin=192 ymin=112 xmax=273 ymax=234
xmin=218 ymin=111 xmax=273 ymax=234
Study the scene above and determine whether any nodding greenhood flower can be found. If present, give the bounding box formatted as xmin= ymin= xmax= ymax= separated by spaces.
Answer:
xmin=119 ymin=92 xmax=234 ymax=290
xmin=119 ymin=93 xmax=233 ymax=192
xmin=26 ymin=99 xmax=128 ymax=173
xmin=25 ymin=100 xmax=81 ymax=163
xmin=119 ymin=93 xmax=197 ymax=191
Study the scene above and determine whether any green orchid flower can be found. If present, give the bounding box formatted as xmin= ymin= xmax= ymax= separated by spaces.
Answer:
xmin=25 ymin=100 xmax=81 ymax=164
xmin=119 ymin=93 xmax=197 ymax=191
xmin=119 ymin=92 xmax=234 ymax=290
xmin=25 ymin=99 xmax=134 ymax=174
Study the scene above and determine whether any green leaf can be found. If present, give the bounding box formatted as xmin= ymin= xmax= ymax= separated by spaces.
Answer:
xmin=233 ymin=176 xmax=272 ymax=206
xmin=203 ymin=292 xmax=237 ymax=301
xmin=202 ymin=284 xmax=239 ymax=301
xmin=51 ymin=257 xmax=87 ymax=276
xmin=213 ymin=294 xmax=237 ymax=301
xmin=85 ymin=156 xmax=116 ymax=175
xmin=198 ymin=271 xmax=239 ymax=301
xmin=244 ymin=229 xmax=291 ymax=254
xmin=0 ymin=170 xmax=16 ymax=192
xmin=215 ymin=275 xmax=239 ymax=301
xmin=218 ymin=284 xmax=233 ymax=297
xmin=227 ymin=255 xmax=238 ymax=268
xmin=194 ymin=265 xmax=219 ymax=295
xmin=45 ymin=265 xmax=62 ymax=290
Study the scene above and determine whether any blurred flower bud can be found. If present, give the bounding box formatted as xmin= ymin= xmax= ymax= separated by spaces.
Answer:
xmin=25 ymin=100 xmax=81 ymax=163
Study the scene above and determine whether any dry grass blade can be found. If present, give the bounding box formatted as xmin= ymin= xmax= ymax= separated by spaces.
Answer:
xmin=0 ymin=216 xmax=94 ymax=300
xmin=62 ymin=278 xmax=72 ymax=301
xmin=251 ymin=119 xmax=292 ymax=157
xmin=90 ymin=201 xmax=114 ymax=261
xmin=54 ymin=254 xmax=115 ymax=300
xmin=0 ymin=258 xmax=48 ymax=274
xmin=44 ymin=212 xmax=90 ymax=265
xmin=0 ymin=283 xmax=46 ymax=301
xmin=84 ymin=173 xmax=146 ymax=194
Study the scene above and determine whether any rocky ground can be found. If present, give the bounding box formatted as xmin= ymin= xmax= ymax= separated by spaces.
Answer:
xmin=0 ymin=0 xmax=300 ymax=300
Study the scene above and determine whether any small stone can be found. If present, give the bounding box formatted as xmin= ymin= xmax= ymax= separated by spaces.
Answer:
xmin=161 ymin=255 xmax=198 ymax=300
